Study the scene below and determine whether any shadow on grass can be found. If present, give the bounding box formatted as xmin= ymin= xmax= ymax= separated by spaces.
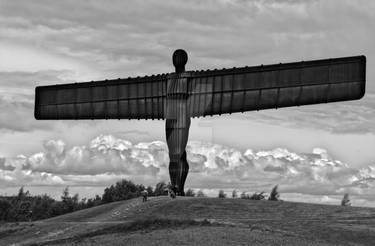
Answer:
xmin=31 ymin=217 xmax=216 ymax=246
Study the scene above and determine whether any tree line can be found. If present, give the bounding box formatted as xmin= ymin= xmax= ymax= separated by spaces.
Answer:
xmin=0 ymin=181 xmax=351 ymax=222
xmin=0 ymin=180 xmax=170 ymax=222
xmin=217 ymin=185 xmax=280 ymax=201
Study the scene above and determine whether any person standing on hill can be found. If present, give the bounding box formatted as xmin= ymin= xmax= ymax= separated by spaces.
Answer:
xmin=141 ymin=190 xmax=148 ymax=202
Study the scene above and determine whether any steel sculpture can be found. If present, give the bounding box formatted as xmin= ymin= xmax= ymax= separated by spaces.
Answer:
xmin=35 ymin=49 xmax=366 ymax=195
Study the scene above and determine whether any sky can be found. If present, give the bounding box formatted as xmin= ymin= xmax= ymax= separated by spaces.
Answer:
xmin=0 ymin=0 xmax=375 ymax=207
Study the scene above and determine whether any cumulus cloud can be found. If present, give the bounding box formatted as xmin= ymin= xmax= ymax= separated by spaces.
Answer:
xmin=0 ymin=154 xmax=64 ymax=187
xmin=186 ymin=142 xmax=375 ymax=198
xmin=1 ymin=135 xmax=374 ymax=206
xmin=23 ymin=136 xmax=169 ymax=177
xmin=1 ymin=135 xmax=170 ymax=187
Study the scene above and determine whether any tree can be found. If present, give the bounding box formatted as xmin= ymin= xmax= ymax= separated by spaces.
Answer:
xmin=77 ymin=198 xmax=87 ymax=210
xmin=249 ymin=192 xmax=266 ymax=200
xmin=30 ymin=194 xmax=54 ymax=220
xmin=87 ymin=194 xmax=102 ymax=207
xmin=185 ymin=189 xmax=196 ymax=197
xmin=232 ymin=190 xmax=237 ymax=198
xmin=0 ymin=189 xmax=103 ymax=221
xmin=268 ymin=185 xmax=280 ymax=201
xmin=61 ymin=186 xmax=79 ymax=213
xmin=136 ymin=184 xmax=146 ymax=196
xmin=61 ymin=187 xmax=70 ymax=201
xmin=240 ymin=192 xmax=249 ymax=199
xmin=102 ymin=179 xmax=140 ymax=203
xmin=114 ymin=179 xmax=139 ymax=200
xmin=218 ymin=190 xmax=226 ymax=198
xmin=17 ymin=186 xmax=30 ymax=200
xmin=196 ymin=190 xmax=206 ymax=197
xmin=16 ymin=200 xmax=32 ymax=221
xmin=0 ymin=199 xmax=13 ymax=221
xmin=146 ymin=186 xmax=154 ymax=196
xmin=94 ymin=194 xmax=102 ymax=202
xmin=341 ymin=193 xmax=351 ymax=206
xmin=102 ymin=185 xmax=116 ymax=203
xmin=86 ymin=198 xmax=94 ymax=208
xmin=154 ymin=181 xmax=168 ymax=196
xmin=50 ymin=200 xmax=65 ymax=217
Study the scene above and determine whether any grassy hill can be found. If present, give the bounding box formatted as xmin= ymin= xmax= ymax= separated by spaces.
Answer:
xmin=1 ymin=197 xmax=375 ymax=245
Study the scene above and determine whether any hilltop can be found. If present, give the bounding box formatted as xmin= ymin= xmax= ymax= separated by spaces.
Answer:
xmin=1 ymin=197 xmax=375 ymax=245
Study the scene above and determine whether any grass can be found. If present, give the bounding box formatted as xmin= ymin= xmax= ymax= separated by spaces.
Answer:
xmin=1 ymin=196 xmax=375 ymax=246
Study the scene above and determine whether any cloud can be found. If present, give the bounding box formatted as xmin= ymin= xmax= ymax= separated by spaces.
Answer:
xmin=0 ymin=157 xmax=15 ymax=171
xmin=0 ymin=155 xmax=64 ymax=187
xmin=1 ymin=0 xmax=374 ymax=81
xmin=201 ymin=93 xmax=375 ymax=135
xmin=1 ymin=135 xmax=374 ymax=206
xmin=185 ymin=143 xmax=375 ymax=198
xmin=0 ymin=70 xmax=76 ymax=132
xmin=0 ymin=70 xmax=74 ymax=92
xmin=1 ymin=0 xmax=375 ymax=135
xmin=0 ymin=96 xmax=55 ymax=132
xmin=24 ymin=136 xmax=168 ymax=177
